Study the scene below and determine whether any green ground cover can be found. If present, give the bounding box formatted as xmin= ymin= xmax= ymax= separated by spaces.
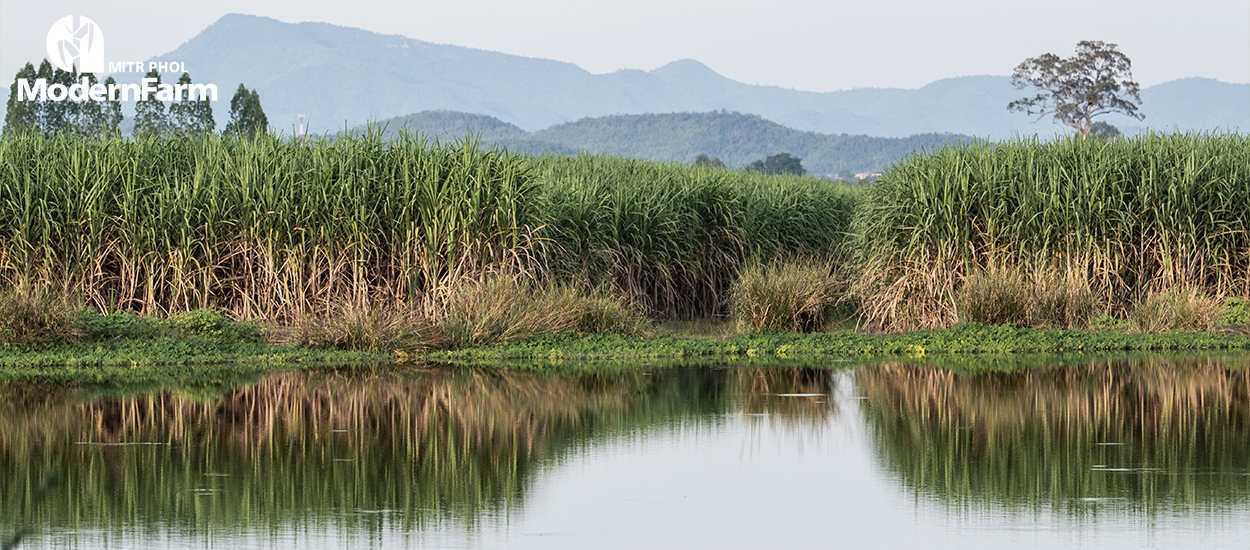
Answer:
xmin=432 ymin=323 xmax=1250 ymax=366
xmin=4 ymin=315 xmax=1248 ymax=384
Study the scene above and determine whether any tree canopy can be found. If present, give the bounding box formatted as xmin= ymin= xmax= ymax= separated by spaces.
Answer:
xmin=225 ymin=84 xmax=269 ymax=138
xmin=693 ymin=153 xmax=725 ymax=169
xmin=132 ymin=69 xmax=167 ymax=137
xmin=168 ymin=72 xmax=216 ymax=135
xmin=747 ymin=152 xmax=806 ymax=176
xmin=1008 ymin=40 xmax=1143 ymax=138
xmin=3 ymin=61 xmax=121 ymax=137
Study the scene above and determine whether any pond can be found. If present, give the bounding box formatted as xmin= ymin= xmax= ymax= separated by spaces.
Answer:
xmin=1 ymin=355 xmax=1247 ymax=549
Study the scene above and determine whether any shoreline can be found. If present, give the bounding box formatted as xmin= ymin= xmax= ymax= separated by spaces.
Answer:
xmin=4 ymin=323 xmax=1248 ymax=384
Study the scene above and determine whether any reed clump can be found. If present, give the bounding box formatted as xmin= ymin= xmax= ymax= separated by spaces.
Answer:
xmin=441 ymin=274 xmax=649 ymax=349
xmin=294 ymin=303 xmax=444 ymax=353
xmin=1028 ymin=267 xmax=1097 ymax=329
xmin=729 ymin=258 xmax=842 ymax=333
xmin=955 ymin=267 xmax=1032 ymax=326
xmin=1131 ymin=289 xmax=1222 ymax=333
xmin=853 ymin=133 xmax=1250 ymax=332
xmin=0 ymin=131 xmax=536 ymax=321
xmin=0 ymin=287 xmax=79 ymax=350
xmin=956 ymin=266 xmax=1096 ymax=328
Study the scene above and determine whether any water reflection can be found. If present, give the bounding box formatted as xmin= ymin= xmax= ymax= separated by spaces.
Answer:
xmin=0 ymin=357 xmax=1246 ymax=548
xmin=0 ymin=366 xmax=740 ymax=539
xmin=858 ymin=355 xmax=1250 ymax=513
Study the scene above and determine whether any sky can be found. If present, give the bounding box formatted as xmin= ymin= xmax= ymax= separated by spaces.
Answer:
xmin=2 ymin=0 xmax=1248 ymax=92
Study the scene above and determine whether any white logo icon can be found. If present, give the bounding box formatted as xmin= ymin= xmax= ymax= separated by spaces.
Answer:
xmin=46 ymin=15 xmax=104 ymax=73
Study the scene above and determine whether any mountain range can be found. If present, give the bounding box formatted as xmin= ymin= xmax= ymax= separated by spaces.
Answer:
xmin=3 ymin=13 xmax=1247 ymax=138
xmin=124 ymin=15 xmax=1250 ymax=136
xmin=356 ymin=110 xmax=970 ymax=175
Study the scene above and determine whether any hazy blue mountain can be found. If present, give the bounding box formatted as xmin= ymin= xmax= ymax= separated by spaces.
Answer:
xmin=360 ymin=110 xmax=971 ymax=175
xmin=2 ymin=14 xmax=1245 ymax=137
xmin=1103 ymin=78 xmax=1250 ymax=133
xmin=364 ymin=111 xmax=529 ymax=142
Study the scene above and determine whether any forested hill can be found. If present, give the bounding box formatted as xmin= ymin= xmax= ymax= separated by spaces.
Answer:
xmin=358 ymin=110 xmax=972 ymax=175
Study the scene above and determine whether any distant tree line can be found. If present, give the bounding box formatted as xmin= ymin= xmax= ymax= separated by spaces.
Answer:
xmin=694 ymin=151 xmax=808 ymax=177
xmin=4 ymin=60 xmax=269 ymax=138
xmin=693 ymin=153 xmax=725 ymax=168
xmin=4 ymin=60 xmax=122 ymax=137
xmin=746 ymin=152 xmax=806 ymax=176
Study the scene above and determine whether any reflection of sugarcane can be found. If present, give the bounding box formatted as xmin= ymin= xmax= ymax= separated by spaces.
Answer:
xmin=727 ymin=367 xmax=843 ymax=455
xmin=0 ymin=367 xmax=735 ymax=535
xmin=857 ymin=356 xmax=1250 ymax=514
xmin=2 ymin=470 xmax=58 ymax=550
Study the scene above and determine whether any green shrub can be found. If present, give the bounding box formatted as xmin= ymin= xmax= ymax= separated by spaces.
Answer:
xmin=1089 ymin=314 xmax=1132 ymax=332
xmin=71 ymin=310 xmax=167 ymax=340
xmin=729 ymin=259 xmax=840 ymax=333
xmin=441 ymin=275 xmax=648 ymax=348
xmin=0 ymin=287 xmax=78 ymax=350
xmin=172 ymin=308 xmax=262 ymax=343
xmin=1218 ymin=297 xmax=1250 ymax=326
xmin=1131 ymin=289 xmax=1221 ymax=333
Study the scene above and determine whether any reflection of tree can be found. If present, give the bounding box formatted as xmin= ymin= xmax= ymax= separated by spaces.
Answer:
xmin=857 ymin=357 xmax=1250 ymax=513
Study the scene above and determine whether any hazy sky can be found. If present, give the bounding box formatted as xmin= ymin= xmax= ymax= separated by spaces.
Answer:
xmin=2 ymin=0 xmax=1247 ymax=91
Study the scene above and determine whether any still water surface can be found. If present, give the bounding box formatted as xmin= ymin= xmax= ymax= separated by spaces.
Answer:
xmin=2 ymin=355 xmax=1247 ymax=549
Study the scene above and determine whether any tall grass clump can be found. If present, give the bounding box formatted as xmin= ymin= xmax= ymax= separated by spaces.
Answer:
xmin=531 ymin=155 xmax=859 ymax=318
xmin=295 ymin=304 xmax=443 ymax=353
xmin=0 ymin=130 xmax=535 ymax=321
xmin=956 ymin=266 xmax=1097 ymax=328
xmin=0 ymin=287 xmax=78 ymax=349
xmin=955 ymin=267 xmax=1032 ymax=326
xmin=1028 ymin=268 xmax=1097 ymax=329
xmin=853 ymin=133 xmax=1250 ymax=331
xmin=441 ymin=274 xmax=648 ymax=349
xmin=1131 ymin=289 xmax=1222 ymax=333
xmin=729 ymin=259 xmax=841 ymax=332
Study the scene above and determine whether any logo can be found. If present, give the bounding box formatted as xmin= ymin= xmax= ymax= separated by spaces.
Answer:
xmin=20 ymin=15 xmax=217 ymax=105
xmin=46 ymin=15 xmax=105 ymax=73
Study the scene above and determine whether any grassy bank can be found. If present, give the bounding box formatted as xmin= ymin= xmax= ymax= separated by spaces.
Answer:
xmin=0 ymin=305 xmax=385 ymax=384
xmin=432 ymin=323 xmax=1250 ymax=366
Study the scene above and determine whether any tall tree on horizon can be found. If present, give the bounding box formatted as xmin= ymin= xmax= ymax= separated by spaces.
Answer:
xmin=168 ymin=72 xmax=215 ymax=136
xmin=224 ymin=83 xmax=268 ymax=138
xmin=1008 ymin=40 xmax=1143 ymax=138
xmin=747 ymin=152 xmax=805 ymax=176
xmin=101 ymin=76 xmax=124 ymax=137
xmin=3 ymin=63 xmax=39 ymax=135
xmin=75 ymin=72 xmax=109 ymax=137
xmin=133 ymin=69 xmax=168 ymax=137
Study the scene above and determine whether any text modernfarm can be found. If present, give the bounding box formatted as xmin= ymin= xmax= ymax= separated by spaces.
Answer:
xmin=17 ymin=76 xmax=217 ymax=103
